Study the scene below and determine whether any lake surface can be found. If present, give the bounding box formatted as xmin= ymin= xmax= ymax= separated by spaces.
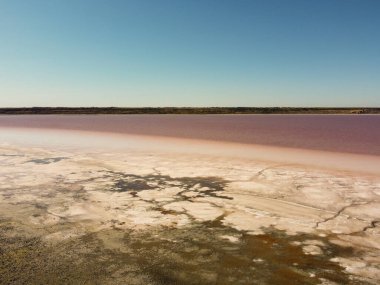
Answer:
xmin=0 ymin=114 xmax=379 ymax=155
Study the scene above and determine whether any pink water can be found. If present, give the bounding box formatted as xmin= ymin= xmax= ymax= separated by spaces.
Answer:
xmin=0 ymin=115 xmax=379 ymax=156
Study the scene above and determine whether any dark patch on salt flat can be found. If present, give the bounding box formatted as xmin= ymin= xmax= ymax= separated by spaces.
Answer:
xmin=0 ymin=154 xmax=24 ymax=157
xmin=26 ymin=157 xmax=67 ymax=165
xmin=107 ymin=171 xmax=232 ymax=200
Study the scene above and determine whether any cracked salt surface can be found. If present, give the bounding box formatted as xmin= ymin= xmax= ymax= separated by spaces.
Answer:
xmin=0 ymin=128 xmax=380 ymax=284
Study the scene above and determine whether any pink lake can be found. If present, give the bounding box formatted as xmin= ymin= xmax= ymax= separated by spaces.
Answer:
xmin=0 ymin=114 xmax=379 ymax=156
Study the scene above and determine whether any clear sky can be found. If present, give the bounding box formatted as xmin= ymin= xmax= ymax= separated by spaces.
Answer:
xmin=0 ymin=0 xmax=379 ymax=107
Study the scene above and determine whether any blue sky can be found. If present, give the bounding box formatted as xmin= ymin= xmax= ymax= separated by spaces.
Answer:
xmin=0 ymin=0 xmax=379 ymax=107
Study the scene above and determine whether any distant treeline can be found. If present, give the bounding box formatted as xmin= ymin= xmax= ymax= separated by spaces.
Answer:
xmin=0 ymin=107 xmax=379 ymax=114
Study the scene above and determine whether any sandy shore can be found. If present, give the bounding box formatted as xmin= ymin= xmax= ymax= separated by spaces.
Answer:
xmin=1 ymin=128 xmax=379 ymax=284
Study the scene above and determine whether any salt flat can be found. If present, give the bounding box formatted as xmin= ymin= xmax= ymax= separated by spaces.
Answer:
xmin=0 ymin=128 xmax=379 ymax=284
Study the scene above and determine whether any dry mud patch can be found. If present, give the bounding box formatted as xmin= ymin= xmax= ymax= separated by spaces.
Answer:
xmin=0 ymin=216 xmax=362 ymax=285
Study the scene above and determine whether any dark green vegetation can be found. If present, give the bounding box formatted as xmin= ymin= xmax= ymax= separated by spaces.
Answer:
xmin=1 ymin=107 xmax=379 ymax=114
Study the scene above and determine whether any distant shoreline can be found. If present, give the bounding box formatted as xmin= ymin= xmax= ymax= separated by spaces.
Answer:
xmin=0 ymin=107 xmax=379 ymax=114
